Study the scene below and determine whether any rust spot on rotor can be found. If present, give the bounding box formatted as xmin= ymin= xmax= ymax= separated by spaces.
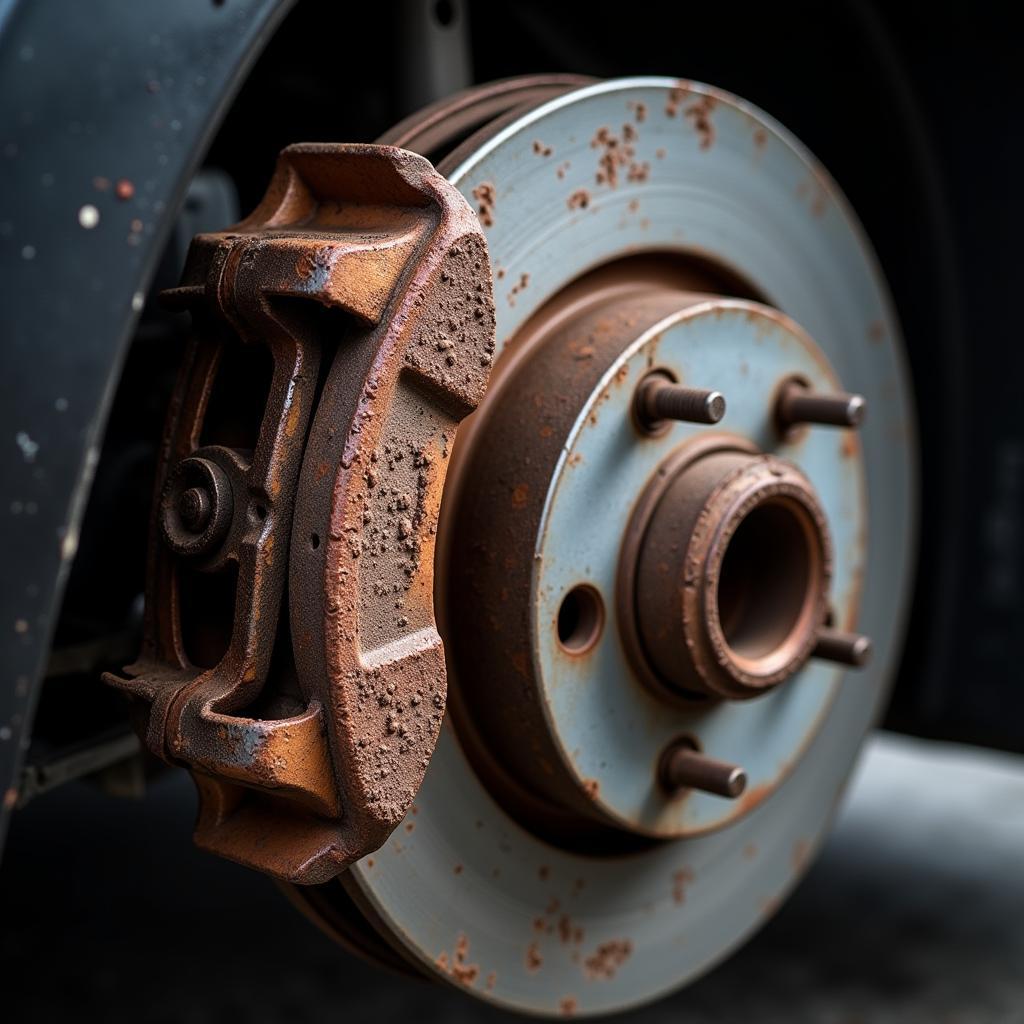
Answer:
xmin=685 ymin=95 xmax=716 ymax=150
xmin=436 ymin=933 xmax=481 ymax=986
xmin=672 ymin=867 xmax=695 ymax=905
xmin=472 ymin=181 xmax=496 ymax=227
xmin=583 ymin=939 xmax=633 ymax=979
xmin=526 ymin=942 xmax=543 ymax=972
xmin=567 ymin=189 xmax=591 ymax=211
xmin=737 ymin=782 xmax=773 ymax=815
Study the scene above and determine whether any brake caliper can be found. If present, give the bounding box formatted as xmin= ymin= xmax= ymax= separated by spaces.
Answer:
xmin=106 ymin=144 xmax=495 ymax=883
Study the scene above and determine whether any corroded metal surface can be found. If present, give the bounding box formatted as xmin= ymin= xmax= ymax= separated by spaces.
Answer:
xmin=631 ymin=445 xmax=833 ymax=700
xmin=105 ymin=144 xmax=495 ymax=883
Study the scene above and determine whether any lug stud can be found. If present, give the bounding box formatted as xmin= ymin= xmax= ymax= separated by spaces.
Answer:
xmin=813 ymin=628 xmax=872 ymax=667
xmin=659 ymin=740 xmax=747 ymax=799
xmin=636 ymin=373 xmax=726 ymax=428
xmin=777 ymin=379 xmax=866 ymax=429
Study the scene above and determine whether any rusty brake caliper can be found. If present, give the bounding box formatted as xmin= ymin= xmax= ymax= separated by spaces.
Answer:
xmin=106 ymin=144 xmax=495 ymax=883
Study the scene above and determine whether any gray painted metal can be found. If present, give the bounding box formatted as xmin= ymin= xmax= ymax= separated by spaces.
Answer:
xmin=534 ymin=301 xmax=865 ymax=838
xmin=342 ymin=79 xmax=916 ymax=1015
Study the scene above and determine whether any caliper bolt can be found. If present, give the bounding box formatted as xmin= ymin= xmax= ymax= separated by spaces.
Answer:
xmin=812 ymin=627 xmax=873 ymax=667
xmin=777 ymin=378 xmax=866 ymax=429
xmin=160 ymin=455 xmax=233 ymax=558
xmin=636 ymin=372 xmax=726 ymax=429
xmin=659 ymin=739 xmax=747 ymax=799
xmin=179 ymin=486 xmax=212 ymax=534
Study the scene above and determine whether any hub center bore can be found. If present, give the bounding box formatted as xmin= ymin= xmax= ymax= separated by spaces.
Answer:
xmin=630 ymin=443 xmax=832 ymax=701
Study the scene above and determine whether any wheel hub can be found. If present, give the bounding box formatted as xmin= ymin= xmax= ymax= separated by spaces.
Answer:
xmin=442 ymin=281 xmax=862 ymax=843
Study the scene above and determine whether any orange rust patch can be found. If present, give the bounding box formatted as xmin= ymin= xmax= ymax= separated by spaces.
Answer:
xmin=533 ymin=140 xmax=553 ymax=157
xmin=567 ymin=189 xmax=590 ymax=210
xmin=557 ymin=915 xmax=585 ymax=945
xmin=753 ymin=127 xmax=768 ymax=150
xmin=507 ymin=272 xmax=530 ymax=307
xmin=684 ymin=95 xmax=716 ymax=150
xmin=453 ymin=863 xmax=463 ymax=875
xmin=285 ymin=402 xmax=302 ymax=437
xmin=436 ymin=932 xmax=480 ymax=987
xmin=583 ymin=939 xmax=632 ymax=979
xmin=472 ymin=182 xmax=496 ymax=227
xmin=627 ymin=100 xmax=647 ymax=123
xmin=589 ymin=124 xmax=649 ymax=189
xmin=665 ymin=85 xmax=686 ymax=118
xmin=511 ymin=483 xmax=530 ymax=508
xmin=737 ymin=782 xmax=772 ymax=815
xmin=582 ymin=778 xmax=599 ymax=799
xmin=560 ymin=997 xmax=578 ymax=1016
xmin=672 ymin=867 xmax=695 ymax=905
xmin=526 ymin=942 xmax=543 ymax=972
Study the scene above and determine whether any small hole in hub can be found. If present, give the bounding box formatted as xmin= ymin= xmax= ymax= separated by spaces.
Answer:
xmin=557 ymin=585 xmax=604 ymax=654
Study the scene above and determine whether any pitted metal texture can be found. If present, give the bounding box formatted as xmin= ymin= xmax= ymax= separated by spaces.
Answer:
xmin=105 ymin=144 xmax=496 ymax=884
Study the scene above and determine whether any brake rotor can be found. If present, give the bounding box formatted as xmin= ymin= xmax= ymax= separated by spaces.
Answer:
xmin=314 ymin=77 xmax=915 ymax=1015
xmin=111 ymin=76 xmax=915 ymax=1017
